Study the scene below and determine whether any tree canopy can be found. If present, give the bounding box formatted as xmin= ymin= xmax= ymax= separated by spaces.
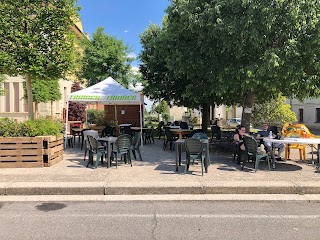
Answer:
xmin=0 ymin=0 xmax=80 ymax=119
xmin=81 ymin=27 xmax=134 ymax=87
xmin=139 ymin=0 xmax=320 ymax=131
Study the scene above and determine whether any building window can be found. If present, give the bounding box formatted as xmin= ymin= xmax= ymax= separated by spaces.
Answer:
xmin=299 ymin=109 xmax=303 ymax=122
xmin=316 ymin=108 xmax=320 ymax=123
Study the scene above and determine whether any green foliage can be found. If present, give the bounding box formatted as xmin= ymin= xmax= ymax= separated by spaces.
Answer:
xmin=0 ymin=74 xmax=5 ymax=95
xmin=0 ymin=0 xmax=80 ymax=77
xmin=0 ymin=0 xmax=81 ymax=119
xmin=139 ymin=0 xmax=320 ymax=130
xmin=153 ymin=101 xmax=168 ymax=115
xmin=23 ymin=77 xmax=61 ymax=103
xmin=87 ymin=109 xmax=108 ymax=126
xmin=0 ymin=118 xmax=62 ymax=137
xmin=81 ymin=27 xmax=134 ymax=87
xmin=145 ymin=115 xmax=158 ymax=123
xmin=252 ymin=95 xmax=297 ymax=127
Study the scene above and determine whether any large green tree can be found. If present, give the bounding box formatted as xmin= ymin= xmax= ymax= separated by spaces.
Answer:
xmin=140 ymin=0 xmax=320 ymax=132
xmin=81 ymin=27 xmax=134 ymax=87
xmin=214 ymin=0 xmax=320 ymax=130
xmin=0 ymin=0 xmax=80 ymax=120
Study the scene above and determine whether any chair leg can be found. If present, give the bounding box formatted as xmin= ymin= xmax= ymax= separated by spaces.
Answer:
xmin=86 ymin=151 xmax=93 ymax=167
xmin=299 ymin=149 xmax=302 ymax=160
xmin=255 ymin=157 xmax=260 ymax=172
xmin=84 ymin=148 xmax=88 ymax=161
xmin=94 ymin=153 xmax=102 ymax=169
xmin=128 ymin=151 xmax=132 ymax=167
xmin=201 ymin=157 xmax=204 ymax=176
xmin=137 ymin=148 xmax=142 ymax=161
xmin=132 ymin=150 xmax=137 ymax=159
xmin=184 ymin=156 xmax=189 ymax=174
xmin=267 ymin=156 xmax=271 ymax=171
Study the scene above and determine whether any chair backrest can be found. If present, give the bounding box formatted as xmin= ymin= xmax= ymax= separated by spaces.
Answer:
xmin=243 ymin=136 xmax=258 ymax=156
xmin=164 ymin=128 xmax=175 ymax=141
xmin=123 ymin=126 xmax=134 ymax=136
xmin=116 ymin=134 xmax=132 ymax=151
xmin=102 ymin=126 xmax=114 ymax=137
xmin=83 ymin=130 xmax=99 ymax=139
xmin=71 ymin=122 xmax=82 ymax=128
xmin=185 ymin=138 xmax=202 ymax=156
xmin=192 ymin=132 xmax=208 ymax=139
xmin=132 ymin=131 xmax=142 ymax=147
xmin=180 ymin=121 xmax=189 ymax=129
xmin=87 ymin=135 xmax=98 ymax=153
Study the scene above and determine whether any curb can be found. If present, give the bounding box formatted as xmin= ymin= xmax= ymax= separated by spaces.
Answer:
xmin=1 ymin=181 xmax=320 ymax=195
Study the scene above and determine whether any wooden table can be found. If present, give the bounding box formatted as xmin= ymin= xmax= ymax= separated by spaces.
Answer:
xmin=170 ymin=129 xmax=192 ymax=139
xmin=130 ymin=127 xmax=150 ymax=131
xmin=97 ymin=136 xmax=118 ymax=167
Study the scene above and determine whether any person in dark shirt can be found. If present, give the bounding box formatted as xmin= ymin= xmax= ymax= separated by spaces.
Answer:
xmin=256 ymin=123 xmax=284 ymax=161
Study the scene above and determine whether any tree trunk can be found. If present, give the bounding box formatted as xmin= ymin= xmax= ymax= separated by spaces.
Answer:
xmin=25 ymin=73 xmax=34 ymax=120
xmin=201 ymin=102 xmax=210 ymax=133
xmin=241 ymin=91 xmax=255 ymax=132
xmin=35 ymin=102 xmax=38 ymax=119
xmin=51 ymin=101 xmax=54 ymax=119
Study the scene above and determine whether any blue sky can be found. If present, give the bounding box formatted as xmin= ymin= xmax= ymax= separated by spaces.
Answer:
xmin=77 ymin=0 xmax=170 ymax=67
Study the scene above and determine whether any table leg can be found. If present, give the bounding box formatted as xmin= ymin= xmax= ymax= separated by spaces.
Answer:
xmin=317 ymin=144 xmax=320 ymax=166
xmin=107 ymin=142 xmax=112 ymax=168
xmin=175 ymin=143 xmax=179 ymax=172
xmin=205 ymin=143 xmax=209 ymax=173
xmin=179 ymin=143 xmax=182 ymax=166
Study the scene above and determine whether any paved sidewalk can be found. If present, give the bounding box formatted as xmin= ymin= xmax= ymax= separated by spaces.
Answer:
xmin=0 ymin=139 xmax=320 ymax=195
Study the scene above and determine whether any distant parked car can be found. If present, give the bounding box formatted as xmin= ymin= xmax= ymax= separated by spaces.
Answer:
xmin=227 ymin=118 xmax=242 ymax=127
xmin=227 ymin=118 xmax=252 ymax=128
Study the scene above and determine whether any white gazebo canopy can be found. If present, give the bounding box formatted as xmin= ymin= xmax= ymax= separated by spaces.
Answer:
xmin=67 ymin=76 xmax=141 ymax=104
xmin=65 ymin=77 xmax=143 ymax=145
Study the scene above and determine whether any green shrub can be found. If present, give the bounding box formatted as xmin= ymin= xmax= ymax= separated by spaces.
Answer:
xmin=0 ymin=118 xmax=22 ymax=137
xmin=0 ymin=117 xmax=62 ymax=137
xmin=87 ymin=109 xmax=108 ymax=126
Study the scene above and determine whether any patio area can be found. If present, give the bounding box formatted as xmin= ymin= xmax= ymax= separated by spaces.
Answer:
xmin=0 ymin=138 xmax=320 ymax=185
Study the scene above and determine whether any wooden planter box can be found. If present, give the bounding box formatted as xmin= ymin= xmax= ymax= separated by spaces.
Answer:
xmin=42 ymin=136 xmax=64 ymax=167
xmin=0 ymin=136 xmax=64 ymax=168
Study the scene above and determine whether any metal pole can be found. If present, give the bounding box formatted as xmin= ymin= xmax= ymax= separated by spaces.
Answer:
xmin=139 ymin=95 xmax=143 ymax=147
xmin=65 ymin=101 xmax=69 ymax=149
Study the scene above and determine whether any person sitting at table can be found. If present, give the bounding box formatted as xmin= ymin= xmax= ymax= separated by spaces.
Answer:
xmin=234 ymin=126 xmax=252 ymax=165
xmin=256 ymin=123 xmax=285 ymax=161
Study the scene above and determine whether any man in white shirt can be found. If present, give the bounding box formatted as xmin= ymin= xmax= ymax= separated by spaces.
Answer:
xmin=256 ymin=123 xmax=285 ymax=161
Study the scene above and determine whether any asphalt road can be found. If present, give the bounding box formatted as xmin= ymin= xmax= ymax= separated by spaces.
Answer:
xmin=1 ymin=200 xmax=320 ymax=240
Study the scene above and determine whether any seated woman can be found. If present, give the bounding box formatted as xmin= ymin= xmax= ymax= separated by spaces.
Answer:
xmin=234 ymin=126 xmax=251 ymax=151
xmin=233 ymin=126 xmax=252 ymax=165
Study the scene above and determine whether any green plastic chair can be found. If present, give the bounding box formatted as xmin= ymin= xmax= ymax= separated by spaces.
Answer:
xmin=111 ymin=134 xmax=132 ymax=168
xmin=243 ymin=136 xmax=271 ymax=172
xmin=87 ymin=135 xmax=108 ymax=169
xmin=184 ymin=138 xmax=204 ymax=176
